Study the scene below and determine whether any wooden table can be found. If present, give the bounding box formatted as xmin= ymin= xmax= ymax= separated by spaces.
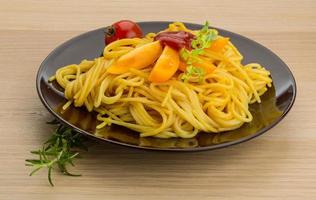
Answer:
xmin=0 ymin=0 xmax=315 ymax=199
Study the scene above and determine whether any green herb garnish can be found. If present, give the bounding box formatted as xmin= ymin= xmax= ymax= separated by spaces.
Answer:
xmin=191 ymin=21 xmax=218 ymax=50
xmin=181 ymin=65 xmax=205 ymax=82
xmin=26 ymin=122 xmax=87 ymax=186
xmin=180 ymin=21 xmax=217 ymax=81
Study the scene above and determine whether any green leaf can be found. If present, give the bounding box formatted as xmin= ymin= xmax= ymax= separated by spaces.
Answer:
xmin=192 ymin=21 xmax=217 ymax=50
xmin=181 ymin=65 xmax=205 ymax=82
xmin=29 ymin=167 xmax=43 ymax=177
xmin=48 ymin=167 xmax=54 ymax=186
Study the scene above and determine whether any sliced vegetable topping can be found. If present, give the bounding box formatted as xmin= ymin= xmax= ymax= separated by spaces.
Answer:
xmin=148 ymin=45 xmax=180 ymax=83
xmin=154 ymin=31 xmax=195 ymax=50
xmin=179 ymin=58 xmax=216 ymax=74
xmin=107 ymin=21 xmax=229 ymax=83
xmin=207 ymin=37 xmax=230 ymax=52
xmin=107 ymin=41 xmax=162 ymax=74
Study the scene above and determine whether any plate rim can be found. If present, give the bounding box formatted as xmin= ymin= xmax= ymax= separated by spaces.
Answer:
xmin=36 ymin=21 xmax=297 ymax=151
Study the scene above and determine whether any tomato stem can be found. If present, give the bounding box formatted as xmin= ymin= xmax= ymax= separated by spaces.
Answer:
xmin=105 ymin=26 xmax=115 ymax=36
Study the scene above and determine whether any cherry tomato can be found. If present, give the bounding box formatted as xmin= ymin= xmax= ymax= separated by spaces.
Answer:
xmin=105 ymin=20 xmax=143 ymax=44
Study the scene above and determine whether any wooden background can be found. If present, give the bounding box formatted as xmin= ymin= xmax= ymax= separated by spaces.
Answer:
xmin=0 ymin=0 xmax=315 ymax=199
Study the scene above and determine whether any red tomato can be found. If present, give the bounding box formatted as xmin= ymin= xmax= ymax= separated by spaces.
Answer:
xmin=105 ymin=20 xmax=143 ymax=44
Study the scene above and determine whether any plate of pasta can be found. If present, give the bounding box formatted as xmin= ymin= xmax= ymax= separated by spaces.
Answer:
xmin=36 ymin=21 xmax=296 ymax=151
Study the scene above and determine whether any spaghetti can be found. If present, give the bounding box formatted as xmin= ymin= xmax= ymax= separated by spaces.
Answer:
xmin=50 ymin=22 xmax=272 ymax=138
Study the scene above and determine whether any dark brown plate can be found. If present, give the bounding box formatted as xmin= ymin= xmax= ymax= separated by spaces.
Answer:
xmin=36 ymin=21 xmax=296 ymax=151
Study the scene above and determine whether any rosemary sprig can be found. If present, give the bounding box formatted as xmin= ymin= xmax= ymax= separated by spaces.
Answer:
xmin=26 ymin=121 xmax=87 ymax=186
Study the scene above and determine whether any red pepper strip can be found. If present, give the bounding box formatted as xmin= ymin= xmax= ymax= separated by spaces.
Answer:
xmin=154 ymin=31 xmax=195 ymax=50
xmin=155 ymin=36 xmax=186 ymax=50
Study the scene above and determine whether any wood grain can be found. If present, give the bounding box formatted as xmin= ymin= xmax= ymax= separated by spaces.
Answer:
xmin=0 ymin=0 xmax=315 ymax=199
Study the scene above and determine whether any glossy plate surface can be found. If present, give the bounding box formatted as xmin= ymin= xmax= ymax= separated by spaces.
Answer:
xmin=36 ymin=21 xmax=296 ymax=151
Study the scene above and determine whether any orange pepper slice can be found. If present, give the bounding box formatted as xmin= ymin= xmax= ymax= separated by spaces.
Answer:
xmin=148 ymin=46 xmax=180 ymax=83
xmin=178 ymin=58 xmax=216 ymax=74
xmin=207 ymin=37 xmax=229 ymax=52
xmin=107 ymin=41 xmax=163 ymax=74
xmin=178 ymin=60 xmax=187 ymax=72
